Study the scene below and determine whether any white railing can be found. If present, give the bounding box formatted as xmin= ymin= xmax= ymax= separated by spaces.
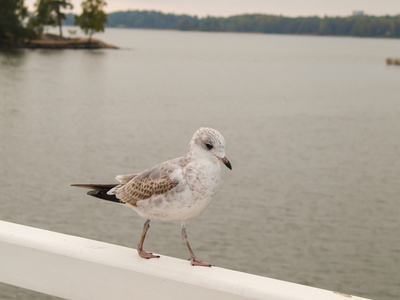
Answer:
xmin=0 ymin=220 xmax=370 ymax=300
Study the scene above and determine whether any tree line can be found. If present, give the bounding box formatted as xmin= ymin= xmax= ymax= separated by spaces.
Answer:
xmin=3 ymin=4 xmax=400 ymax=47
xmin=0 ymin=0 xmax=107 ymax=47
xmin=64 ymin=10 xmax=400 ymax=38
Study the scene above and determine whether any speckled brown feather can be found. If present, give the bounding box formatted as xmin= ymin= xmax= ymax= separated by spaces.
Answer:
xmin=115 ymin=177 xmax=178 ymax=206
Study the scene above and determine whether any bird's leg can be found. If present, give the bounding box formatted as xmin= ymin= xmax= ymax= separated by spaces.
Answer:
xmin=181 ymin=221 xmax=212 ymax=267
xmin=137 ymin=219 xmax=160 ymax=259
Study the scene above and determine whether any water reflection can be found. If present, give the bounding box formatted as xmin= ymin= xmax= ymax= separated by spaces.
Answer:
xmin=0 ymin=29 xmax=399 ymax=300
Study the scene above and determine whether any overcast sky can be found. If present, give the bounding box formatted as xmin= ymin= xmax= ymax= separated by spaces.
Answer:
xmin=24 ymin=0 xmax=400 ymax=17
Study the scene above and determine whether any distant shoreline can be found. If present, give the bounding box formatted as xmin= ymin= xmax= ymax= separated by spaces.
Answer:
xmin=62 ymin=10 xmax=400 ymax=39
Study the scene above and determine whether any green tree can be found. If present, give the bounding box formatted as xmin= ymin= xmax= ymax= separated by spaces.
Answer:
xmin=53 ymin=0 xmax=73 ymax=37
xmin=178 ymin=18 xmax=199 ymax=31
xmin=0 ymin=0 xmax=28 ymax=44
xmin=75 ymin=0 xmax=107 ymax=42
xmin=28 ymin=0 xmax=55 ymax=37
xmin=30 ymin=0 xmax=73 ymax=38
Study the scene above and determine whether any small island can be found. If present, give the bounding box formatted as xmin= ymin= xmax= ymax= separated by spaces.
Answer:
xmin=1 ymin=0 xmax=115 ymax=50
xmin=22 ymin=33 xmax=118 ymax=50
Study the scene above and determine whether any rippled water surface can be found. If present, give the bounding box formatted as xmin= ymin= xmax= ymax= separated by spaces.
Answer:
xmin=1 ymin=28 xmax=399 ymax=300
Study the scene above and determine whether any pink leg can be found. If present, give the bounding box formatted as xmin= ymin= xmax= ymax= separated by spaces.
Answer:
xmin=137 ymin=219 xmax=160 ymax=259
xmin=181 ymin=222 xmax=212 ymax=267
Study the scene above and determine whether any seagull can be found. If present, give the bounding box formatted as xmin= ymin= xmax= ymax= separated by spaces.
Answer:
xmin=71 ymin=127 xmax=231 ymax=267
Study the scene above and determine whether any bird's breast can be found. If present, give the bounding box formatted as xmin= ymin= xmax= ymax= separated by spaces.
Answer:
xmin=183 ymin=160 xmax=221 ymax=198
xmin=132 ymin=159 xmax=222 ymax=221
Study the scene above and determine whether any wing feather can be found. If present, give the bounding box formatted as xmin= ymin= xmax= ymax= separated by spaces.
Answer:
xmin=114 ymin=177 xmax=178 ymax=206
xmin=108 ymin=158 xmax=182 ymax=206
xmin=115 ymin=174 xmax=137 ymax=184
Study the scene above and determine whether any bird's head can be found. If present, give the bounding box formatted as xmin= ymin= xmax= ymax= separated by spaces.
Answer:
xmin=190 ymin=127 xmax=232 ymax=170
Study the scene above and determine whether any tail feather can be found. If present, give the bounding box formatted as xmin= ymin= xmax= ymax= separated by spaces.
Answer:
xmin=71 ymin=183 xmax=123 ymax=204
xmin=70 ymin=183 xmax=117 ymax=190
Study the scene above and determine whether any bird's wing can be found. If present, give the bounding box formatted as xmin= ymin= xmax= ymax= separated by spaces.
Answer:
xmin=109 ymin=158 xmax=182 ymax=206
xmin=115 ymin=174 xmax=137 ymax=184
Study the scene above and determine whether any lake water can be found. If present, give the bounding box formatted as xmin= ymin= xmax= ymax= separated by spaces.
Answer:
xmin=1 ymin=27 xmax=399 ymax=300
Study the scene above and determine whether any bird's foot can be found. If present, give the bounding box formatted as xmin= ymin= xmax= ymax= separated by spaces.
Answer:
xmin=189 ymin=256 xmax=213 ymax=267
xmin=138 ymin=249 xmax=160 ymax=259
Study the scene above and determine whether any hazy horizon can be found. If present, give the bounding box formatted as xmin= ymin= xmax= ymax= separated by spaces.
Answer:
xmin=24 ymin=0 xmax=400 ymax=18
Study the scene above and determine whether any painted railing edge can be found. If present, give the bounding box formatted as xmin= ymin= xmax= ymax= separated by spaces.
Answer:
xmin=0 ymin=220 xmax=371 ymax=300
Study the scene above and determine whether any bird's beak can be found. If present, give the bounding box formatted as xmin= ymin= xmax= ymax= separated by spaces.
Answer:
xmin=219 ymin=156 xmax=232 ymax=170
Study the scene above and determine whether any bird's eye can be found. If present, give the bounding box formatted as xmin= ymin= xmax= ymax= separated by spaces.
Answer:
xmin=205 ymin=143 xmax=213 ymax=150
